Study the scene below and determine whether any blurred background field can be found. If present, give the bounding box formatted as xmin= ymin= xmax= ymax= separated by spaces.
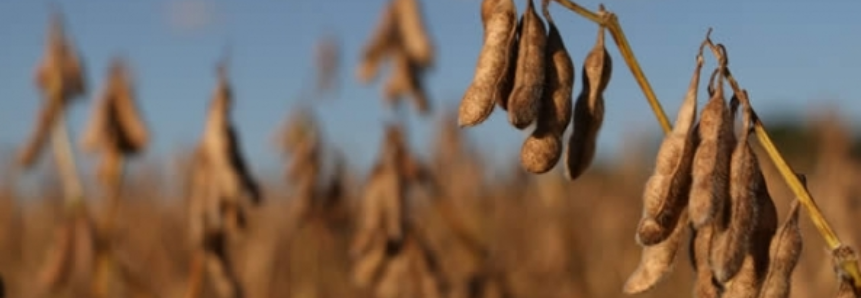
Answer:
xmin=1 ymin=108 xmax=861 ymax=297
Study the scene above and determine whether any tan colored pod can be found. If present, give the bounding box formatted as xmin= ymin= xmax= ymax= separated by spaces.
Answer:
xmin=506 ymin=0 xmax=546 ymax=129
xmin=711 ymin=92 xmax=758 ymax=283
xmin=393 ymin=0 xmax=435 ymax=68
xmin=722 ymin=171 xmax=777 ymax=298
xmin=624 ymin=210 xmax=690 ymax=294
xmin=81 ymin=57 xmax=149 ymax=156
xmin=198 ymin=62 xmax=261 ymax=212
xmin=691 ymin=224 xmax=722 ymax=298
xmin=357 ymin=0 xmax=399 ymax=84
xmin=18 ymin=96 xmax=65 ymax=168
xmin=758 ymin=196 xmax=802 ymax=298
xmin=36 ymin=10 xmax=86 ymax=100
xmin=383 ymin=49 xmax=431 ymax=115
xmin=635 ymin=51 xmax=704 ymax=246
xmin=833 ymin=246 xmax=861 ymax=298
xmin=688 ymin=68 xmax=734 ymax=228
xmin=519 ymin=8 xmax=573 ymax=174
xmin=564 ymin=24 xmax=612 ymax=181
xmin=496 ymin=19 xmax=520 ymax=111
xmin=458 ymin=0 xmax=518 ymax=127
xmin=19 ymin=11 xmax=87 ymax=168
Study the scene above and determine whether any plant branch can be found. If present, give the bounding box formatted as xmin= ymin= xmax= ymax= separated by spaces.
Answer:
xmin=552 ymin=0 xmax=672 ymax=133
xmin=552 ymin=0 xmax=861 ymax=291
xmin=50 ymin=105 xmax=84 ymax=210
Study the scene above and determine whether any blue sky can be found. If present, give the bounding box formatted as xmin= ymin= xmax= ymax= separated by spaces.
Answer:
xmin=1 ymin=0 xmax=861 ymax=182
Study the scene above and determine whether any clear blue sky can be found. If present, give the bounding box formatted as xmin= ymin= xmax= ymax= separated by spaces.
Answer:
xmin=2 ymin=0 xmax=860 ymax=180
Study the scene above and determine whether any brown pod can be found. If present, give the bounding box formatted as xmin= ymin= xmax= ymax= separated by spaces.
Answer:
xmin=383 ymin=49 xmax=431 ymax=115
xmin=18 ymin=97 xmax=64 ymax=168
xmin=688 ymin=68 xmax=734 ymax=228
xmin=506 ymin=0 xmax=546 ymax=129
xmin=81 ymin=57 xmax=149 ymax=156
xmin=711 ymin=92 xmax=758 ymax=282
xmin=564 ymin=24 xmax=612 ymax=180
xmin=458 ymin=0 xmax=518 ymax=127
xmin=833 ymin=246 xmax=861 ymax=298
xmin=623 ymin=210 xmax=690 ymax=294
xmin=635 ymin=52 xmax=704 ymax=246
xmin=691 ymin=224 xmax=722 ymax=298
xmin=758 ymin=196 xmax=802 ymax=298
xmin=19 ymin=11 xmax=87 ymax=168
xmin=496 ymin=19 xmax=520 ymax=111
xmin=37 ymin=11 xmax=86 ymax=100
xmin=393 ymin=0 xmax=435 ymax=68
xmin=357 ymin=0 xmax=399 ymax=84
xmin=200 ymin=63 xmax=261 ymax=210
xmin=519 ymin=8 xmax=573 ymax=174
xmin=836 ymin=280 xmax=861 ymax=298
xmin=722 ymin=170 xmax=777 ymax=298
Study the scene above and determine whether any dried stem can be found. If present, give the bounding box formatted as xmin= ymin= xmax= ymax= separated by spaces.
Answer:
xmin=550 ymin=0 xmax=861 ymax=291
xmin=551 ymin=0 xmax=671 ymax=132
xmin=50 ymin=111 xmax=84 ymax=208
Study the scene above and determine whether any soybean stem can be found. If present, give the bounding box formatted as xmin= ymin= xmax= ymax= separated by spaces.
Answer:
xmin=551 ymin=0 xmax=672 ymax=133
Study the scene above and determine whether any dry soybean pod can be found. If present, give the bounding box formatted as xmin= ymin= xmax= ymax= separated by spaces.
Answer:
xmin=357 ymin=0 xmax=399 ymax=84
xmin=624 ymin=210 xmax=690 ymax=294
xmin=834 ymin=246 xmax=861 ymax=298
xmin=496 ymin=18 xmax=520 ymax=111
xmin=102 ymin=58 xmax=149 ymax=153
xmin=688 ymin=62 xmax=734 ymax=228
xmin=711 ymin=92 xmax=759 ymax=283
xmin=723 ymin=169 xmax=777 ymax=298
xmin=393 ymin=0 xmax=435 ymax=68
xmin=564 ymin=21 xmax=611 ymax=181
xmin=635 ymin=46 xmax=704 ymax=246
xmin=758 ymin=192 xmax=802 ymax=298
xmin=458 ymin=0 xmax=518 ymax=127
xmin=506 ymin=0 xmax=546 ymax=129
xmin=519 ymin=0 xmax=572 ymax=174
xmin=691 ymin=224 xmax=722 ymax=298
xmin=383 ymin=48 xmax=431 ymax=115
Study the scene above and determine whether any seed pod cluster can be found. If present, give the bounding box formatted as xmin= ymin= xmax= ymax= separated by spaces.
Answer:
xmin=350 ymin=125 xmax=443 ymax=296
xmin=564 ymin=19 xmax=612 ymax=180
xmin=625 ymin=46 xmax=705 ymax=295
xmin=519 ymin=1 xmax=573 ymax=173
xmin=626 ymin=37 xmax=806 ymax=296
xmin=188 ymin=61 xmax=261 ymax=244
xmin=19 ymin=10 xmax=88 ymax=168
xmin=186 ymin=62 xmax=262 ymax=298
xmin=459 ymin=2 xmax=617 ymax=176
xmin=80 ymin=57 xmax=150 ymax=192
xmin=357 ymin=0 xmax=435 ymax=115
